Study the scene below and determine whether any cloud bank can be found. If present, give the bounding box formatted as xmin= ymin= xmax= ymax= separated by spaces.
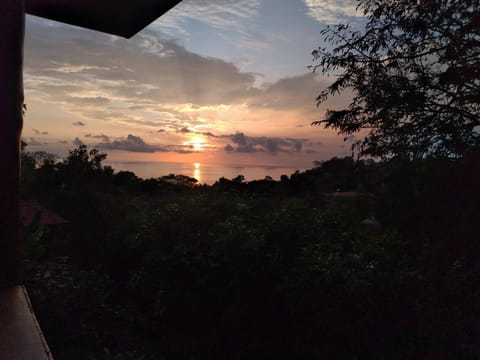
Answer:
xmin=96 ymin=134 xmax=161 ymax=153
xmin=23 ymin=14 xmax=351 ymax=164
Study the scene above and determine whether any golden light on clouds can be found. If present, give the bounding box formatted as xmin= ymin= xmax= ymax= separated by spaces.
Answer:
xmin=174 ymin=104 xmax=231 ymax=113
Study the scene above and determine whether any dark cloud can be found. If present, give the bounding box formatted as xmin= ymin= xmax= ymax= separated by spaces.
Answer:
xmin=225 ymin=132 xmax=308 ymax=155
xmin=179 ymin=127 xmax=193 ymax=133
xmin=73 ymin=137 xmax=85 ymax=147
xmin=202 ymin=131 xmax=218 ymax=138
xmin=229 ymin=132 xmax=258 ymax=152
xmin=266 ymin=139 xmax=278 ymax=153
xmin=96 ymin=134 xmax=163 ymax=153
xmin=85 ymin=133 xmax=110 ymax=142
xmin=73 ymin=121 xmax=85 ymax=126
xmin=88 ymin=133 xmax=208 ymax=154
xmin=176 ymin=128 xmax=222 ymax=138
xmin=294 ymin=142 xmax=303 ymax=152
xmin=236 ymin=144 xmax=256 ymax=153
xmin=32 ymin=128 xmax=48 ymax=135
xmin=232 ymin=132 xmax=248 ymax=146
xmin=171 ymin=148 xmax=194 ymax=154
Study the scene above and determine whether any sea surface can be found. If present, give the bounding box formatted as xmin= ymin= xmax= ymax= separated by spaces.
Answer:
xmin=105 ymin=161 xmax=307 ymax=185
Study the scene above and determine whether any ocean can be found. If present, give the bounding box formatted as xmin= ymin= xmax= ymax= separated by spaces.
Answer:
xmin=105 ymin=161 xmax=307 ymax=185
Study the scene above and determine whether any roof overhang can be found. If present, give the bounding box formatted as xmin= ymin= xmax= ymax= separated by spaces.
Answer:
xmin=25 ymin=0 xmax=182 ymax=38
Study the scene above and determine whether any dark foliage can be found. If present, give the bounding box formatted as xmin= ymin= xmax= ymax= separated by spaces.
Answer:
xmin=20 ymin=145 xmax=480 ymax=359
xmin=311 ymin=0 xmax=480 ymax=159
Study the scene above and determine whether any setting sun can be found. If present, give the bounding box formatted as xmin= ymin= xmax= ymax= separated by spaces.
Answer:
xmin=185 ymin=137 xmax=207 ymax=151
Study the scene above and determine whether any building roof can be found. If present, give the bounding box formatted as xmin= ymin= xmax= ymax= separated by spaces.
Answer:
xmin=20 ymin=201 xmax=67 ymax=226
xmin=26 ymin=0 xmax=182 ymax=38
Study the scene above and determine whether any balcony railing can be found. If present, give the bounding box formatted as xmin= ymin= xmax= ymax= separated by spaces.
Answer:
xmin=0 ymin=285 xmax=53 ymax=360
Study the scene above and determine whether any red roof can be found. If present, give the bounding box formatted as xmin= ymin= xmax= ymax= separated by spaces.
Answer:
xmin=20 ymin=201 xmax=67 ymax=226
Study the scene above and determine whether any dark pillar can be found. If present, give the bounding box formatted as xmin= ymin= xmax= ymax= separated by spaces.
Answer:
xmin=0 ymin=0 xmax=25 ymax=287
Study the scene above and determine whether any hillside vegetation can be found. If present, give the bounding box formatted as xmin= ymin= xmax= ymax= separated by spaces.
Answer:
xmin=21 ymin=145 xmax=480 ymax=359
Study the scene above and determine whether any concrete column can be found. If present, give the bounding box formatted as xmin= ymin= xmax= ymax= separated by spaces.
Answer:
xmin=0 ymin=0 xmax=25 ymax=287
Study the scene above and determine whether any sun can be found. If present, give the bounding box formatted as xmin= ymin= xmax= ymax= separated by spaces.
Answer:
xmin=185 ymin=136 xmax=207 ymax=151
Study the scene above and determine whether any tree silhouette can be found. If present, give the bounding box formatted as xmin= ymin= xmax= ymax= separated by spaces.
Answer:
xmin=312 ymin=0 xmax=480 ymax=159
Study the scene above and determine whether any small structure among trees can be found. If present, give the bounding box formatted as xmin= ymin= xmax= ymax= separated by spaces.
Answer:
xmin=20 ymin=200 xmax=67 ymax=227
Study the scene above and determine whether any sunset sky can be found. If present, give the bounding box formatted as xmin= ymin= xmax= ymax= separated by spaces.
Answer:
xmin=23 ymin=0 xmax=364 ymax=168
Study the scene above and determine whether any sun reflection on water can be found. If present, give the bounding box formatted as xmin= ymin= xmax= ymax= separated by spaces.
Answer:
xmin=193 ymin=162 xmax=201 ymax=183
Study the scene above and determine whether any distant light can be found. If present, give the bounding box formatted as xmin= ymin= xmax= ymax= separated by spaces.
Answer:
xmin=194 ymin=162 xmax=200 ymax=169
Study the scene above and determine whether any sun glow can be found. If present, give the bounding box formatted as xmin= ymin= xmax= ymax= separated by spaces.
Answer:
xmin=185 ymin=136 xmax=208 ymax=151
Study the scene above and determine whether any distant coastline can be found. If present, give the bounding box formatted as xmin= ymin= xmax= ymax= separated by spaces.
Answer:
xmin=105 ymin=161 xmax=306 ymax=185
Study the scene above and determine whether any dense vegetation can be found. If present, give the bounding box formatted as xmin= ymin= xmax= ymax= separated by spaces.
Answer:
xmin=21 ymin=145 xmax=480 ymax=359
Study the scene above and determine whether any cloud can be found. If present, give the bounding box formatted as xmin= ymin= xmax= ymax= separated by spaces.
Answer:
xmin=250 ymin=73 xmax=326 ymax=111
xmin=303 ymin=0 xmax=362 ymax=24
xmin=73 ymin=137 xmax=85 ymax=146
xmin=202 ymin=131 xmax=218 ymax=138
xmin=32 ymin=128 xmax=48 ymax=135
xmin=85 ymin=133 xmax=111 ymax=142
xmin=225 ymin=132 xmax=307 ymax=155
xmin=66 ymin=96 xmax=110 ymax=106
xmin=156 ymin=0 xmax=261 ymax=35
xmin=23 ymin=17 xmax=346 ymax=162
xmin=232 ymin=132 xmax=248 ymax=146
xmin=294 ymin=141 xmax=303 ymax=152
xmin=24 ymin=22 xmax=260 ymax=123
xmin=96 ymin=134 xmax=163 ymax=153
xmin=23 ymin=19 xmax=340 ymax=130
xmin=26 ymin=137 xmax=46 ymax=146
xmin=235 ymin=38 xmax=272 ymax=52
